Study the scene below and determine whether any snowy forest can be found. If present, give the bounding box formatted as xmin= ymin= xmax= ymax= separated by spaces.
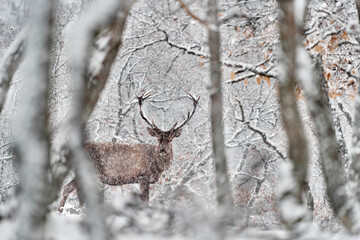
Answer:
xmin=2 ymin=0 xmax=360 ymax=239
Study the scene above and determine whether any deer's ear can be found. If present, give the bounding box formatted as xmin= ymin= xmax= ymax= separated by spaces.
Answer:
xmin=173 ymin=128 xmax=182 ymax=138
xmin=147 ymin=127 xmax=157 ymax=137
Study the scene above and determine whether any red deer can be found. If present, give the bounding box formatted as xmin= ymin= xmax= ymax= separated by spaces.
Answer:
xmin=58 ymin=91 xmax=199 ymax=212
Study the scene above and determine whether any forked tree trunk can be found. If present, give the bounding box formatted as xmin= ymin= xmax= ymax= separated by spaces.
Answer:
xmin=300 ymin=54 xmax=355 ymax=230
xmin=63 ymin=1 xmax=135 ymax=239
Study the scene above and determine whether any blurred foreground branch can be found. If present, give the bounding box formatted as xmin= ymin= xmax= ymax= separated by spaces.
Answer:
xmin=60 ymin=0 xmax=135 ymax=239
xmin=276 ymin=0 xmax=308 ymax=230
xmin=14 ymin=1 xmax=53 ymax=239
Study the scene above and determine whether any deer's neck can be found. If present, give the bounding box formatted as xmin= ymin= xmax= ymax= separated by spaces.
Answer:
xmin=157 ymin=145 xmax=173 ymax=171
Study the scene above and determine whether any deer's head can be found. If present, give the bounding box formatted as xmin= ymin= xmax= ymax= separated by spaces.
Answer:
xmin=137 ymin=90 xmax=199 ymax=159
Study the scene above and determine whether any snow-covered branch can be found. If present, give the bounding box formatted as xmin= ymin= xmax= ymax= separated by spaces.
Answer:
xmin=337 ymin=99 xmax=353 ymax=125
xmin=155 ymin=28 xmax=277 ymax=80
xmin=177 ymin=0 xmax=208 ymax=27
xmin=236 ymin=99 xmax=286 ymax=160
xmin=0 ymin=27 xmax=26 ymax=114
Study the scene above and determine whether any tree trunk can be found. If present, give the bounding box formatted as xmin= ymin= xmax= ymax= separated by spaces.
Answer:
xmin=350 ymin=0 xmax=360 ymax=205
xmin=14 ymin=1 xmax=53 ymax=239
xmin=206 ymin=2 xmax=234 ymax=239
xmin=63 ymin=1 xmax=135 ymax=239
xmin=207 ymin=0 xmax=233 ymax=213
xmin=300 ymin=54 xmax=354 ymax=230
xmin=276 ymin=0 xmax=308 ymax=229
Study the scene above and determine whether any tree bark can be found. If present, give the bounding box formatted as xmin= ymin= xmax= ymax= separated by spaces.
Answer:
xmin=14 ymin=1 xmax=53 ymax=239
xmin=206 ymin=1 xmax=234 ymax=238
xmin=342 ymin=0 xmax=360 ymax=233
xmin=276 ymin=0 xmax=308 ymax=229
xmin=301 ymin=54 xmax=354 ymax=230
xmin=207 ymin=0 xmax=233 ymax=227
xmin=350 ymin=0 xmax=360 ymax=204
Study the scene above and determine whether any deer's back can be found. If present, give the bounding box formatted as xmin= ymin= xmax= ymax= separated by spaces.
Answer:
xmin=85 ymin=142 xmax=157 ymax=185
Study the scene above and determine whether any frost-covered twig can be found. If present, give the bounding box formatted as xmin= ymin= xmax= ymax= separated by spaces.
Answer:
xmin=236 ymin=99 xmax=286 ymax=160
xmin=158 ymin=151 xmax=211 ymax=205
xmin=225 ymin=59 xmax=277 ymax=82
xmin=177 ymin=0 xmax=208 ymax=27
xmin=14 ymin=1 xmax=53 ymax=239
xmin=157 ymin=28 xmax=277 ymax=79
xmin=219 ymin=13 xmax=247 ymax=24
xmin=331 ymin=102 xmax=351 ymax=170
xmin=337 ymin=99 xmax=353 ymax=125
xmin=0 ymin=26 xmax=26 ymax=114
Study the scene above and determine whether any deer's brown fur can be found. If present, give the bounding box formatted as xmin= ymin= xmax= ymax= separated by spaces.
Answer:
xmin=58 ymin=91 xmax=199 ymax=212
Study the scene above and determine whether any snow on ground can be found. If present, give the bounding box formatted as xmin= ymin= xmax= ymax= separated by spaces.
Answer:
xmin=1 ymin=207 xmax=360 ymax=240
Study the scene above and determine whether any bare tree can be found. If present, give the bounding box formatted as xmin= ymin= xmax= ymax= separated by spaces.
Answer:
xmin=0 ymin=0 xmax=135 ymax=239
xmin=207 ymin=0 xmax=233 ymax=213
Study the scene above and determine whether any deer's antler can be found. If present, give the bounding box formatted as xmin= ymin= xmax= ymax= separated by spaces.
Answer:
xmin=171 ymin=91 xmax=200 ymax=131
xmin=137 ymin=90 xmax=199 ymax=132
xmin=137 ymin=90 xmax=160 ymax=131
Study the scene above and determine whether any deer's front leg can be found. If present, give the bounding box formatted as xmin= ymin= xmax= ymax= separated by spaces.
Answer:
xmin=58 ymin=179 xmax=78 ymax=212
xmin=139 ymin=180 xmax=150 ymax=202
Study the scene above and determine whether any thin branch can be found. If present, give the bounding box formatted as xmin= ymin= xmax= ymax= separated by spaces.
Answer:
xmin=219 ymin=13 xmax=246 ymax=24
xmin=0 ymin=26 xmax=26 ymax=114
xmin=236 ymin=99 xmax=286 ymax=160
xmin=160 ymin=31 xmax=277 ymax=78
xmin=177 ymin=0 xmax=208 ymax=27
xmin=337 ymin=99 xmax=353 ymax=125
